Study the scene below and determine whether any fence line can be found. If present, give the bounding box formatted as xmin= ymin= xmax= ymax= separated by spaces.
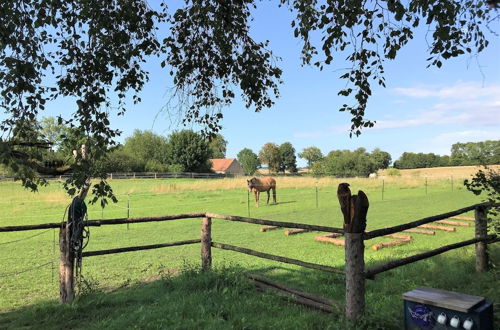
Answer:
xmin=364 ymin=235 xmax=498 ymax=278
xmin=1 ymin=199 xmax=497 ymax=320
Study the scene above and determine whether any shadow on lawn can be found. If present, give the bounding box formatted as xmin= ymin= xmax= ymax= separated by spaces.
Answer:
xmin=0 ymin=246 xmax=498 ymax=330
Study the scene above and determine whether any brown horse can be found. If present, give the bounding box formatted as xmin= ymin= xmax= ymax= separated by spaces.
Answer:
xmin=247 ymin=177 xmax=276 ymax=207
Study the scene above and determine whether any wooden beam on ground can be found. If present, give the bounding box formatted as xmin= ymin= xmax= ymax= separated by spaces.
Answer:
xmin=82 ymin=239 xmax=201 ymax=257
xmin=259 ymin=226 xmax=279 ymax=232
xmin=211 ymin=242 xmax=344 ymax=275
xmin=365 ymin=235 xmax=497 ymax=278
xmin=403 ymin=229 xmax=435 ymax=235
xmin=246 ymin=274 xmax=336 ymax=306
xmin=246 ymin=274 xmax=342 ymax=313
xmin=363 ymin=203 xmax=483 ymax=240
xmin=419 ymin=224 xmax=456 ymax=232
xmin=314 ymin=234 xmax=345 ymax=246
xmin=450 ymin=216 xmax=474 ymax=221
xmin=371 ymin=234 xmax=412 ymax=251
xmin=206 ymin=212 xmax=344 ymax=234
xmin=252 ymin=280 xmax=334 ymax=313
xmin=436 ymin=220 xmax=470 ymax=227
xmin=284 ymin=229 xmax=310 ymax=236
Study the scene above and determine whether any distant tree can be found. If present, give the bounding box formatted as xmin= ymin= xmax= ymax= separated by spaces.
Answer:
xmin=394 ymin=152 xmax=449 ymax=169
xmin=451 ymin=140 xmax=500 ymax=166
xmin=259 ymin=143 xmax=281 ymax=173
xmin=370 ymin=148 xmax=392 ymax=170
xmin=165 ymin=130 xmax=211 ymax=172
xmin=96 ymin=146 xmax=143 ymax=173
xmin=237 ymin=148 xmax=260 ymax=175
xmin=39 ymin=117 xmax=67 ymax=152
xmin=207 ymin=133 xmax=227 ymax=159
xmin=123 ymin=130 xmax=169 ymax=171
xmin=279 ymin=142 xmax=297 ymax=173
xmin=298 ymin=147 xmax=323 ymax=168
xmin=319 ymin=148 xmax=376 ymax=177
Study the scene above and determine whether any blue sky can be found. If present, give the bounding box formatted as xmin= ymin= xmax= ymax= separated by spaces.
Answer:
xmin=42 ymin=2 xmax=500 ymax=167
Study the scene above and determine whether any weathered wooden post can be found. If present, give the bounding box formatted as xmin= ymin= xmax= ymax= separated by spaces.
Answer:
xmin=338 ymin=183 xmax=369 ymax=321
xmin=201 ymin=216 xmax=212 ymax=271
xmin=59 ymin=223 xmax=74 ymax=303
xmin=474 ymin=205 xmax=488 ymax=272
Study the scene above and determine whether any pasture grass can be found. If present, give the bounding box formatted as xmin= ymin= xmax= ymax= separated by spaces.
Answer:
xmin=0 ymin=176 xmax=499 ymax=329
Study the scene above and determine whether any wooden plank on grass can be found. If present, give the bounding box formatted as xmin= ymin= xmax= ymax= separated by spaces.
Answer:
xmin=450 ymin=216 xmax=474 ymax=221
xmin=419 ymin=224 xmax=456 ymax=232
xmin=436 ymin=220 xmax=470 ymax=227
xmin=284 ymin=229 xmax=310 ymax=236
xmin=259 ymin=225 xmax=280 ymax=232
xmin=315 ymin=234 xmax=345 ymax=246
xmin=403 ymin=229 xmax=435 ymax=235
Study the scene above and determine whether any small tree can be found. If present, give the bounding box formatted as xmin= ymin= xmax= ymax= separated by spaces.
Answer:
xmin=464 ymin=166 xmax=500 ymax=234
xmin=237 ymin=148 xmax=260 ymax=175
xmin=259 ymin=143 xmax=281 ymax=173
xmin=279 ymin=142 xmax=298 ymax=173
xmin=207 ymin=133 xmax=227 ymax=159
xmin=298 ymin=147 xmax=323 ymax=168
xmin=370 ymin=148 xmax=392 ymax=170
xmin=123 ymin=130 xmax=169 ymax=172
xmin=166 ymin=130 xmax=211 ymax=172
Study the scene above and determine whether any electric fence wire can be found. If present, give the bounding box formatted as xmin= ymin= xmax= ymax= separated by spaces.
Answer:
xmin=0 ymin=229 xmax=51 ymax=245
xmin=0 ymin=258 xmax=60 ymax=278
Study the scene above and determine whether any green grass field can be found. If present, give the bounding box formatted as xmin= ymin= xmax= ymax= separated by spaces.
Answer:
xmin=0 ymin=177 xmax=498 ymax=329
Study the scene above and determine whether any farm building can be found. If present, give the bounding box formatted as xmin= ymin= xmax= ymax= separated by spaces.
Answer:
xmin=210 ymin=158 xmax=244 ymax=176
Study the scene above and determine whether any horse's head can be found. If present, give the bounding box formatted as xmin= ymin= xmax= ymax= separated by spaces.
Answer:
xmin=247 ymin=178 xmax=257 ymax=190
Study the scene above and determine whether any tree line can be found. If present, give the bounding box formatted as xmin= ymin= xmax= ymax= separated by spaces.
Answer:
xmin=3 ymin=118 xmax=497 ymax=179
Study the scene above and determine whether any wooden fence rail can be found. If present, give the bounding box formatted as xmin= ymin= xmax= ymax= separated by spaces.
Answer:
xmin=206 ymin=212 xmax=344 ymax=234
xmin=364 ymin=235 xmax=497 ymax=279
xmin=211 ymin=242 xmax=345 ymax=275
xmin=82 ymin=239 xmax=201 ymax=257
xmin=363 ymin=203 xmax=484 ymax=240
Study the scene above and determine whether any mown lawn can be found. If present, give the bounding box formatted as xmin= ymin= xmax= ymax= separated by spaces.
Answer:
xmin=0 ymin=177 xmax=498 ymax=329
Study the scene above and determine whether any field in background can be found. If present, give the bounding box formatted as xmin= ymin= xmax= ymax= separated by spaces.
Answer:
xmin=379 ymin=164 xmax=500 ymax=179
xmin=0 ymin=174 xmax=498 ymax=328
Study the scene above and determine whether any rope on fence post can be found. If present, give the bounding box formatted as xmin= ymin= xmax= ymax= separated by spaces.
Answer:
xmin=474 ymin=206 xmax=488 ymax=272
xmin=201 ymin=217 xmax=212 ymax=271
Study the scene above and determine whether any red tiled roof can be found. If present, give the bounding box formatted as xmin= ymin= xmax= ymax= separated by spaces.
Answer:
xmin=210 ymin=158 xmax=235 ymax=172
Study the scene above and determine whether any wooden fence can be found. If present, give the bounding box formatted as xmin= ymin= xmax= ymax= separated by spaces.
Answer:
xmin=0 ymin=202 xmax=498 ymax=321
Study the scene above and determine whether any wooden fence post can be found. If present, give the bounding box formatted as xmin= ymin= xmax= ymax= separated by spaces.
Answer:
xmin=474 ymin=206 xmax=488 ymax=272
xmin=59 ymin=224 xmax=74 ymax=303
xmin=338 ymin=183 xmax=369 ymax=321
xmin=345 ymin=232 xmax=365 ymax=320
xmin=201 ymin=217 xmax=212 ymax=271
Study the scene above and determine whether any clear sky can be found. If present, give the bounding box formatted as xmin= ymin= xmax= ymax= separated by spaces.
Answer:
xmin=43 ymin=2 xmax=500 ymax=167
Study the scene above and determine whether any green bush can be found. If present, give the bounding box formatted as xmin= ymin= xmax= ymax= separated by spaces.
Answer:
xmin=386 ymin=168 xmax=401 ymax=177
